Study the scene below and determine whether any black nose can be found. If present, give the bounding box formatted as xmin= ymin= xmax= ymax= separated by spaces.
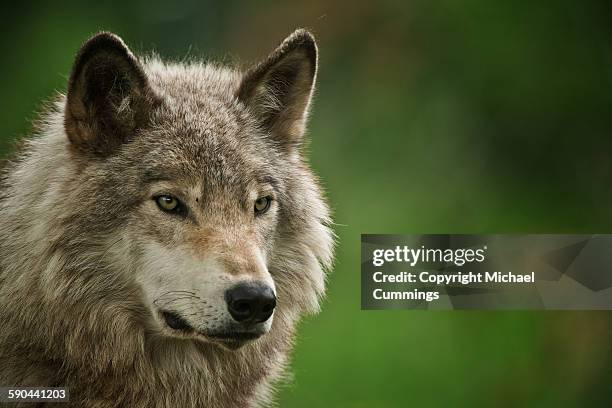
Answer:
xmin=225 ymin=282 xmax=276 ymax=324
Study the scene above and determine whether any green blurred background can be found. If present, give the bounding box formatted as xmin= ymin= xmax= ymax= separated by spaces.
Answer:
xmin=3 ymin=1 xmax=612 ymax=406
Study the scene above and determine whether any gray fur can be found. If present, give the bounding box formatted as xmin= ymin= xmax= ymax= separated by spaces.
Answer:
xmin=0 ymin=30 xmax=334 ymax=407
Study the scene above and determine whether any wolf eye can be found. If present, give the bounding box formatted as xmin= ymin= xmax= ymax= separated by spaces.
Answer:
xmin=254 ymin=196 xmax=272 ymax=215
xmin=155 ymin=195 xmax=181 ymax=213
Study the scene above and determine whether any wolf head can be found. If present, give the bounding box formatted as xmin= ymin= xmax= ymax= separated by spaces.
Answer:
xmin=60 ymin=31 xmax=333 ymax=350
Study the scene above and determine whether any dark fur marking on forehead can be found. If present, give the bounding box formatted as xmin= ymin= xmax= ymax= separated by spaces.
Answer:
xmin=257 ymin=175 xmax=281 ymax=190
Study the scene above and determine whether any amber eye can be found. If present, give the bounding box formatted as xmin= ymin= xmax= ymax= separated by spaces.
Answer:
xmin=254 ymin=196 xmax=272 ymax=215
xmin=155 ymin=195 xmax=181 ymax=213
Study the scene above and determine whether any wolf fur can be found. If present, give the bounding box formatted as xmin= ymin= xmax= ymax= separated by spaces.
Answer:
xmin=0 ymin=30 xmax=333 ymax=407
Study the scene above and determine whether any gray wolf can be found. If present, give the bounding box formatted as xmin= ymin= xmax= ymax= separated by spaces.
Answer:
xmin=0 ymin=29 xmax=334 ymax=407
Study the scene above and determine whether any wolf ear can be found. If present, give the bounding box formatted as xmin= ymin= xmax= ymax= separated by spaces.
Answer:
xmin=64 ymin=32 xmax=157 ymax=155
xmin=237 ymin=29 xmax=317 ymax=151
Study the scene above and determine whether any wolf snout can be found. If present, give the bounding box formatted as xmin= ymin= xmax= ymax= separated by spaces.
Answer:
xmin=225 ymin=282 xmax=276 ymax=324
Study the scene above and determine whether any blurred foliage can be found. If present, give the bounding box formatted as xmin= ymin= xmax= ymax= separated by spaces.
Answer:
xmin=2 ymin=0 xmax=612 ymax=406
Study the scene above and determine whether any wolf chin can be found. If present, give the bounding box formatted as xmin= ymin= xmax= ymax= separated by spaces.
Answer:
xmin=0 ymin=30 xmax=333 ymax=407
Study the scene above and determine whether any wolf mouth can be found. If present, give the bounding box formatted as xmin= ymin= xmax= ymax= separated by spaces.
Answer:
xmin=160 ymin=309 xmax=264 ymax=348
xmin=206 ymin=331 xmax=263 ymax=342
xmin=161 ymin=310 xmax=194 ymax=333
xmin=206 ymin=332 xmax=264 ymax=350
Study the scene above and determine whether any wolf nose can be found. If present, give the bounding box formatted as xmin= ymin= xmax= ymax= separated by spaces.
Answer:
xmin=225 ymin=282 xmax=276 ymax=324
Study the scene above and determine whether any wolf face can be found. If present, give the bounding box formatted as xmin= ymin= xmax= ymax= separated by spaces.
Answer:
xmin=58 ymin=31 xmax=332 ymax=351
xmin=0 ymin=29 xmax=334 ymax=405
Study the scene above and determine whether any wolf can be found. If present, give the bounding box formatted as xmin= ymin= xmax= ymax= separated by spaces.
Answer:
xmin=0 ymin=29 xmax=334 ymax=407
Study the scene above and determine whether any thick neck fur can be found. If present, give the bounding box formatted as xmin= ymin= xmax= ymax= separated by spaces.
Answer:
xmin=0 ymin=98 xmax=331 ymax=407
